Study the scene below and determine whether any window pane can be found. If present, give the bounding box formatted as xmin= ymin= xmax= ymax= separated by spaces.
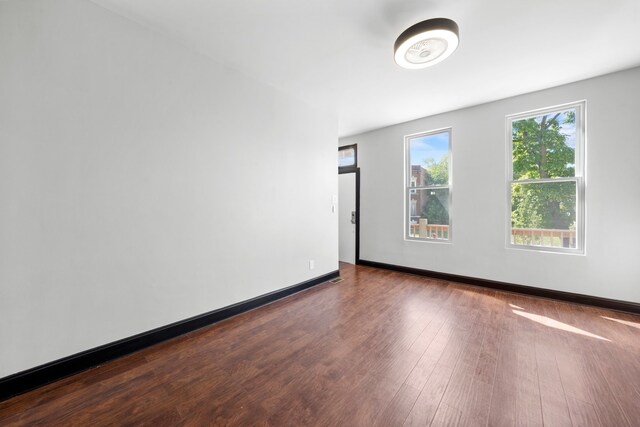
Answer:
xmin=511 ymin=181 xmax=577 ymax=248
xmin=338 ymin=147 xmax=355 ymax=167
xmin=512 ymin=108 xmax=576 ymax=180
xmin=409 ymin=188 xmax=450 ymax=239
xmin=409 ymin=132 xmax=449 ymax=185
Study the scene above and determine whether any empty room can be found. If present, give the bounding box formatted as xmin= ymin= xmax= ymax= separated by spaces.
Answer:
xmin=1 ymin=0 xmax=639 ymax=425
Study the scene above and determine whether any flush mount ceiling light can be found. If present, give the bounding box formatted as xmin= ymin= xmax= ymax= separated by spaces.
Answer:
xmin=394 ymin=18 xmax=459 ymax=69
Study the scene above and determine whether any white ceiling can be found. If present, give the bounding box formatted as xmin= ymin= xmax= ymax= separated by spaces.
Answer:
xmin=91 ymin=0 xmax=640 ymax=137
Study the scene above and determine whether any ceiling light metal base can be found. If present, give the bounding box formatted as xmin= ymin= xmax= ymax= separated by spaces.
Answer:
xmin=394 ymin=18 xmax=459 ymax=69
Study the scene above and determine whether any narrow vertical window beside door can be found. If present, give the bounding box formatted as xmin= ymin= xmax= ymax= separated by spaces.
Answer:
xmin=405 ymin=129 xmax=452 ymax=241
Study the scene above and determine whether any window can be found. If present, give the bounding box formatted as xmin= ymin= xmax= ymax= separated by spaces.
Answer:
xmin=507 ymin=101 xmax=585 ymax=253
xmin=338 ymin=145 xmax=357 ymax=170
xmin=405 ymin=129 xmax=452 ymax=241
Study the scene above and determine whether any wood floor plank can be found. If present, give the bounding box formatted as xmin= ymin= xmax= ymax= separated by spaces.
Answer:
xmin=509 ymin=296 xmax=544 ymax=427
xmin=403 ymin=363 xmax=456 ymax=427
xmin=404 ymin=319 xmax=454 ymax=390
xmin=460 ymin=379 xmax=493 ymax=427
xmin=458 ymin=289 xmax=504 ymax=426
xmin=373 ymin=383 xmax=422 ymax=427
xmin=487 ymin=293 xmax=519 ymax=427
xmin=534 ymin=331 xmax=572 ymax=426
xmin=1 ymin=263 xmax=639 ymax=426
xmin=566 ymin=396 xmax=602 ymax=427
xmin=430 ymin=402 xmax=462 ymax=427
xmin=553 ymin=302 xmax=632 ymax=427
xmin=438 ymin=320 xmax=488 ymax=416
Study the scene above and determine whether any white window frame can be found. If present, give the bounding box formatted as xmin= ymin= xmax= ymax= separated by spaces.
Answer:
xmin=404 ymin=128 xmax=453 ymax=242
xmin=506 ymin=101 xmax=586 ymax=254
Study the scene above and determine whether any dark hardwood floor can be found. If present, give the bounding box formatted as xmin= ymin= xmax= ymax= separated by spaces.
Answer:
xmin=1 ymin=263 xmax=639 ymax=426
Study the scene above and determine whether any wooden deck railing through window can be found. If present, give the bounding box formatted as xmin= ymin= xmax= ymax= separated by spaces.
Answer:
xmin=409 ymin=223 xmax=449 ymax=239
xmin=511 ymin=228 xmax=576 ymax=248
xmin=409 ymin=223 xmax=575 ymax=248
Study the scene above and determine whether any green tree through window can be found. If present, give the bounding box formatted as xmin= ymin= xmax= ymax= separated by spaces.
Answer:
xmin=512 ymin=111 xmax=576 ymax=230
xmin=421 ymin=156 xmax=449 ymax=225
xmin=508 ymin=102 xmax=584 ymax=251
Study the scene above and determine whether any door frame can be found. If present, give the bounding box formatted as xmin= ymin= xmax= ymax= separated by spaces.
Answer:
xmin=338 ymin=166 xmax=360 ymax=265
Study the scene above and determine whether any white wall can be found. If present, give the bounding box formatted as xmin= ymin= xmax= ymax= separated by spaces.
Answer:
xmin=341 ymin=67 xmax=640 ymax=304
xmin=0 ymin=0 xmax=338 ymax=377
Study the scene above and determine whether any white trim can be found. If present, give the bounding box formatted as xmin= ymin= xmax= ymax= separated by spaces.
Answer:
xmin=511 ymin=177 xmax=578 ymax=185
xmin=404 ymin=128 xmax=453 ymax=242
xmin=505 ymin=100 xmax=586 ymax=255
xmin=507 ymin=100 xmax=587 ymax=123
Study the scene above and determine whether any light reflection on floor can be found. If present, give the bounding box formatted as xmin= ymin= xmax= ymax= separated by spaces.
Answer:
xmin=601 ymin=316 xmax=640 ymax=330
xmin=512 ymin=309 xmax=610 ymax=341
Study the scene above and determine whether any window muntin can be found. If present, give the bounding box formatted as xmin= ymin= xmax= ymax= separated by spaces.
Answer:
xmin=406 ymin=129 xmax=452 ymax=241
xmin=507 ymin=101 xmax=585 ymax=253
